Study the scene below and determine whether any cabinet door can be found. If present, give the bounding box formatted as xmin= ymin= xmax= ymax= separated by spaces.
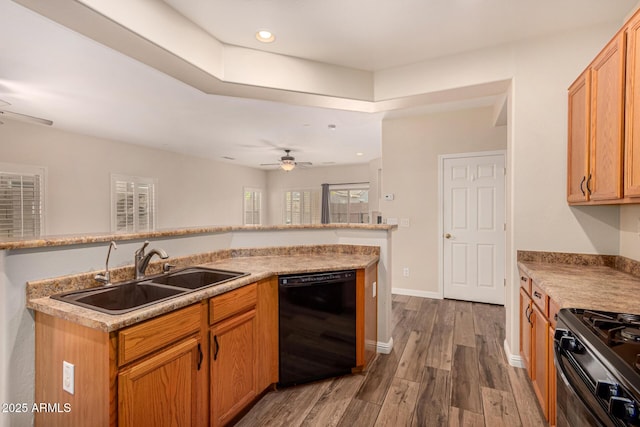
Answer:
xmin=568 ymin=69 xmax=591 ymax=203
xmin=531 ymin=304 xmax=550 ymax=420
xmin=548 ymin=325 xmax=557 ymax=427
xmin=519 ymin=287 xmax=532 ymax=376
xmin=210 ymin=309 xmax=257 ymax=427
xmin=590 ymin=32 xmax=626 ymax=201
xmin=119 ymin=336 xmax=202 ymax=427
xmin=626 ymin=14 xmax=640 ymax=197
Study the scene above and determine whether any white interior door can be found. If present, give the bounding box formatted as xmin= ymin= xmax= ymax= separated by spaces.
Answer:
xmin=443 ymin=152 xmax=505 ymax=305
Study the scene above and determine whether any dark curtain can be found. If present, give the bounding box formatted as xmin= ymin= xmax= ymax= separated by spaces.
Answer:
xmin=321 ymin=183 xmax=330 ymax=224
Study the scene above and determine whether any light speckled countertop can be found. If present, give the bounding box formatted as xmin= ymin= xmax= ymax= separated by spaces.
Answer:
xmin=28 ymin=249 xmax=378 ymax=333
xmin=517 ymin=261 xmax=640 ymax=314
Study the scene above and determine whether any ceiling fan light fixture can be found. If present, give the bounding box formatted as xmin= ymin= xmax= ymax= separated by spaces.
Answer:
xmin=280 ymin=159 xmax=296 ymax=171
xmin=256 ymin=30 xmax=275 ymax=43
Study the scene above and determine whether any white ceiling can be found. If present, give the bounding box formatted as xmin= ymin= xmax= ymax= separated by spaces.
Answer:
xmin=0 ymin=0 xmax=638 ymax=169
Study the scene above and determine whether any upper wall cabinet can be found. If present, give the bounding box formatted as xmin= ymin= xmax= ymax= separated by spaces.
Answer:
xmin=568 ymin=32 xmax=626 ymax=205
xmin=626 ymin=12 xmax=640 ymax=198
xmin=567 ymin=69 xmax=591 ymax=203
xmin=567 ymin=9 xmax=640 ymax=205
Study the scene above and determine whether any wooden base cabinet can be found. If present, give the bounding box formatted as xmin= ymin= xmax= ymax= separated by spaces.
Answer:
xmin=35 ymin=303 xmax=207 ymax=427
xmin=118 ymin=337 xmax=202 ymax=427
xmin=518 ymin=271 xmax=558 ymax=425
xmin=209 ymin=283 xmax=258 ymax=427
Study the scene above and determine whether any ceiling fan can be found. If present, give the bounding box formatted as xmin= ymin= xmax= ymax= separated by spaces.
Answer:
xmin=260 ymin=149 xmax=312 ymax=172
xmin=0 ymin=99 xmax=53 ymax=126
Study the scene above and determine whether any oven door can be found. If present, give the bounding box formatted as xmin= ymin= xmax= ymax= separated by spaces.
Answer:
xmin=554 ymin=341 xmax=619 ymax=427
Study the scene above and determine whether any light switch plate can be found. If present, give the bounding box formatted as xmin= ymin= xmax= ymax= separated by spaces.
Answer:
xmin=63 ymin=361 xmax=74 ymax=395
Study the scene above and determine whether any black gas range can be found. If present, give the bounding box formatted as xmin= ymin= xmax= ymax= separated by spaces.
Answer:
xmin=555 ymin=308 xmax=640 ymax=426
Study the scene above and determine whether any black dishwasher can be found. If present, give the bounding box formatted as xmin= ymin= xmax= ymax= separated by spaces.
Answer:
xmin=278 ymin=270 xmax=356 ymax=387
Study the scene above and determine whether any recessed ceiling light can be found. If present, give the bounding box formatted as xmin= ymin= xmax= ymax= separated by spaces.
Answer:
xmin=328 ymin=124 xmax=336 ymax=130
xmin=256 ymin=30 xmax=275 ymax=43
xmin=356 ymin=152 xmax=364 ymax=156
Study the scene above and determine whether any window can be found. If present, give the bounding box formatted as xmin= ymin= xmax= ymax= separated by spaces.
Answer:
xmin=283 ymin=189 xmax=320 ymax=225
xmin=0 ymin=164 xmax=45 ymax=238
xmin=243 ymin=187 xmax=262 ymax=225
xmin=111 ymin=174 xmax=157 ymax=233
xmin=329 ymin=185 xmax=369 ymax=224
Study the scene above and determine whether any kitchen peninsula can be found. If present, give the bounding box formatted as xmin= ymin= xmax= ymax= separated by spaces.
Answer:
xmin=0 ymin=224 xmax=395 ymax=426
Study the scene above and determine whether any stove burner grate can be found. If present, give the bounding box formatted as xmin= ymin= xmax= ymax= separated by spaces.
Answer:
xmin=618 ymin=313 xmax=640 ymax=324
xmin=621 ymin=327 xmax=640 ymax=342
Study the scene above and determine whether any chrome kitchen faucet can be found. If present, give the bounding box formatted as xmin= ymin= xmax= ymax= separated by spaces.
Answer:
xmin=95 ymin=241 xmax=117 ymax=285
xmin=134 ymin=241 xmax=169 ymax=279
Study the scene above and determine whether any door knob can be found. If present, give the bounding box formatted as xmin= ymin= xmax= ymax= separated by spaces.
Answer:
xmin=444 ymin=233 xmax=452 ymax=239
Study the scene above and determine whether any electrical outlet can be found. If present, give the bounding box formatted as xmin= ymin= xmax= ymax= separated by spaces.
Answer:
xmin=63 ymin=361 xmax=74 ymax=395
xmin=403 ymin=267 xmax=410 ymax=277
xmin=373 ymin=281 xmax=377 ymax=298
xmin=400 ymin=218 xmax=410 ymax=227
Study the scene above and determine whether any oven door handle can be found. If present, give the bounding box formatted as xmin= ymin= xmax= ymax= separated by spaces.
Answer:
xmin=554 ymin=342 xmax=610 ymax=426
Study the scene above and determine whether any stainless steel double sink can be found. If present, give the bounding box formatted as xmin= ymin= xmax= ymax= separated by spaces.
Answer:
xmin=51 ymin=267 xmax=248 ymax=315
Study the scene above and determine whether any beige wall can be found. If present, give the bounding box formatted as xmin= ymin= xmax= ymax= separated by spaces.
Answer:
xmin=620 ymin=205 xmax=640 ymax=260
xmin=0 ymin=120 xmax=266 ymax=235
xmin=381 ymin=106 xmax=507 ymax=295
xmin=265 ymin=163 xmax=371 ymax=225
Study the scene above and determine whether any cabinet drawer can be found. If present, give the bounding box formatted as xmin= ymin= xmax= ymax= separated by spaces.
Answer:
xmin=519 ymin=270 xmax=532 ymax=295
xmin=531 ymin=282 xmax=548 ymax=316
xmin=549 ymin=298 xmax=561 ymax=329
xmin=118 ymin=304 xmax=201 ymax=366
xmin=210 ymin=283 xmax=257 ymax=325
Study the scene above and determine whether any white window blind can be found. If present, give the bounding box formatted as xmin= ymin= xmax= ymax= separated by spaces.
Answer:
xmin=111 ymin=175 xmax=157 ymax=233
xmin=244 ymin=188 xmax=262 ymax=225
xmin=0 ymin=169 xmax=44 ymax=238
xmin=283 ymin=189 xmax=320 ymax=225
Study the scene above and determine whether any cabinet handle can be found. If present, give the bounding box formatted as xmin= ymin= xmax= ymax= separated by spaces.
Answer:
xmin=213 ymin=335 xmax=219 ymax=361
xmin=525 ymin=306 xmax=531 ymax=323
xmin=586 ymin=174 xmax=592 ymax=195
xmin=520 ymin=276 xmax=527 ymax=282
xmin=579 ymin=176 xmax=586 ymax=196
xmin=197 ymin=343 xmax=203 ymax=371
xmin=533 ymin=291 xmax=541 ymax=299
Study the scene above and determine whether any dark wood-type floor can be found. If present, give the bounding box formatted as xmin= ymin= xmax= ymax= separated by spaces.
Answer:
xmin=236 ymin=295 xmax=547 ymax=426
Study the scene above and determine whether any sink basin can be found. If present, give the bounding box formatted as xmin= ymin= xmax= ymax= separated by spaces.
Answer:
xmin=51 ymin=267 xmax=248 ymax=315
xmin=150 ymin=267 xmax=249 ymax=290
xmin=52 ymin=282 xmax=187 ymax=315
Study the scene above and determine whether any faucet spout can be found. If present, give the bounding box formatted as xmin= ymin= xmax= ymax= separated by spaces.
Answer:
xmin=135 ymin=241 xmax=169 ymax=279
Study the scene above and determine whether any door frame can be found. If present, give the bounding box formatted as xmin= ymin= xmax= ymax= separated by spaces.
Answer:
xmin=437 ymin=150 xmax=507 ymax=300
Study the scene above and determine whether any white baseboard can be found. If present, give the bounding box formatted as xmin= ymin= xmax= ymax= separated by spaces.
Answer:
xmin=392 ymin=287 xmax=442 ymax=299
xmin=376 ymin=337 xmax=393 ymax=354
xmin=504 ymin=339 xmax=524 ymax=368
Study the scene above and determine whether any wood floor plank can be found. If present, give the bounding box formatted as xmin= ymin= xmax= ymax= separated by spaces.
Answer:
xmin=476 ymin=334 xmax=511 ymax=392
xmin=450 ymin=345 xmax=483 ymax=414
xmin=453 ymin=310 xmax=476 ymax=347
xmin=472 ymin=302 xmax=506 ymax=341
xmin=392 ymin=307 xmax=417 ymax=355
xmin=336 ymin=398 xmax=381 ymax=427
xmin=375 ymin=377 xmax=420 ymax=427
xmin=405 ymin=296 xmax=423 ymax=311
xmin=301 ymin=374 xmax=365 ymax=427
xmin=425 ymin=299 xmax=455 ymax=371
xmin=356 ymin=350 xmax=401 ymax=405
xmin=396 ymin=330 xmax=430 ymax=382
xmin=393 ymin=294 xmax=411 ymax=304
xmin=411 ymin=367 xmax=450 ymax=427
xmin=448 ymin=407 xmax=485 ymax=427
xmin=260 ymin=380 xmax=332 ymax=427
xmin=482 ymin=387 xmax=522 ymax=427
xmin=507 ymin=365 xmax=547 ymax=427
xmin=413 ymin=298 xmax=437 ymax=333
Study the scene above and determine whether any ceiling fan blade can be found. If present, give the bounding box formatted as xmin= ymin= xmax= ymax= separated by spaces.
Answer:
xmin=259 ymin=163 xmax=281 ymax=166
xmin=297 ymin=162 xmax=313 ymax=166
xmin=0 ymin=110 xmax=53 ymax=126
